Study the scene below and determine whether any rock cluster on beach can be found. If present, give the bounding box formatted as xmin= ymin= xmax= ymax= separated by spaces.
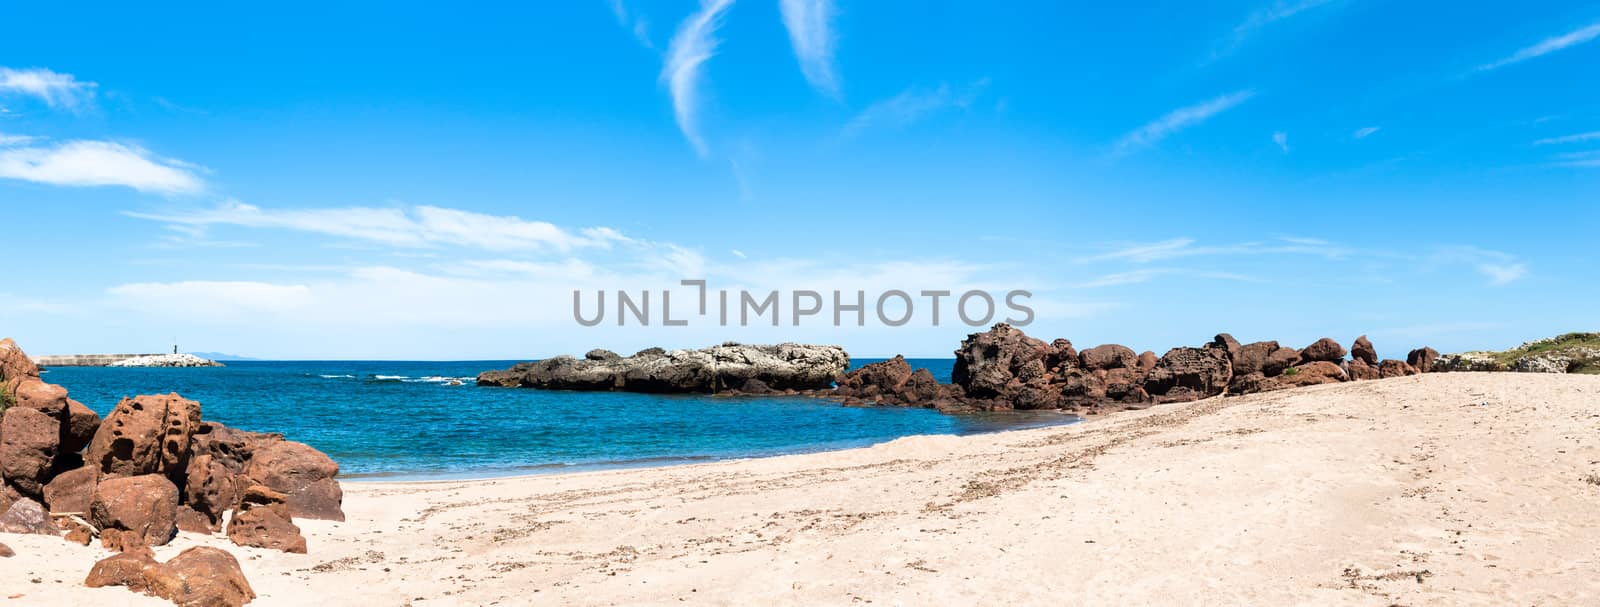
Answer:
xmin=0 ymin=337 xmax=342 ymax=606
xmin=826 ymin=324 xmax=1442 ymax=413
xmin=107 ymin=353 xmax=224 ymax=368
xmin=479 ymin=342 xmax=850 ymax=392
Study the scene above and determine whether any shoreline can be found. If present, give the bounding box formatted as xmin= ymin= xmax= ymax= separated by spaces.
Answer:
xmin=10 ymin=373 xmax=1599 ymax=605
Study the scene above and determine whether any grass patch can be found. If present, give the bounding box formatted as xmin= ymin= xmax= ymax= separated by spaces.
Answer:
xmin=1281 ymin=366 xmax=1299 ymax=376
xmin=0 ymin=382 xmax=13 ymax=416
xmin=1466 ymin=332 xmax=1600 ymax=373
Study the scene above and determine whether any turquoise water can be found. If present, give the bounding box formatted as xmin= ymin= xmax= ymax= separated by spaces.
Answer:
xmin=41 ymin=359 xmax=1073 ymax=480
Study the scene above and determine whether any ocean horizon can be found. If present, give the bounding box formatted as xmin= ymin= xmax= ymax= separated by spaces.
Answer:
xmin=41 ymin=358 xmax=1076 ymax=482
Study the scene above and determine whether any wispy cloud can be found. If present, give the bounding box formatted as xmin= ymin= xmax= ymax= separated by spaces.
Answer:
xmin=1353 ymin=126 xmax=1381 ymax=139
xmin=1272 ymin=131 xmax=1290 ymax=152
xmin=0 ymin=67 xmax=97 ymax=110
xmin=0 ymin=139 xmax=204 ymax=194
xmin=1114 ymin=90 xmax=1255 ymax=154
xmin=842 ymin=79 xmax=988 ymax=138
xmin=1080 ymin=236 xmax=1351 ymax=264
xmin=661 ymin=0 xmax=736 ymax=157
xmin=1427 ymin=246 xmax=1529 ymax=286
xmin=608 ymin=0 xmax=654 ymax=49
xmin=127 ymin=201 xmax=634 ymax=253
xmin=1533 ymin=130 xmax=1600 ymax=145
xmin=1475 ymin=21 xmax=1600 ymax=72
xmin=1211 ymin=0 xmax=1340 ymax=62
xmin=1477 ymin=263 xmax=1528 ymax=286
xmin=780 ymin=0 xmax=840 ymax=98
xmin=0 ymin=132 xmax=40 ymax=146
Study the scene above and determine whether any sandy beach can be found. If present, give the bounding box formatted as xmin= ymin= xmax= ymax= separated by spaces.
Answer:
xmin=6 ymin=372 xmax=1600 ymax=605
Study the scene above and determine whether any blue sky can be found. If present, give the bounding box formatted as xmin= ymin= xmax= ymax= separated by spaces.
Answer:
xmin=1 ymin=0 xmax=1597 ymax=359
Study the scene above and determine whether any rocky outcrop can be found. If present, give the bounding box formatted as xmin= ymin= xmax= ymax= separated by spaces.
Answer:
xmin=1429 ymin=333 xmax=1600 ymax=375
xmin=1 ymin=405 xmax=61 ymax=496
xmin=1351 ymin=336 xmax=1377 ymax=365
xmin=480 ymin=343 xmax=849 ymax=393
xmin=86 ymin=546 xmax=256 ymax=607
xmin=1144 ymin=346 xmax=1231 ymax=403
xmin=86 ymin=393 xmax=202 ymax=480
xmin=1407 ymin=347 xmax=1439 ymax=373
xmin=1299 ymin=338 xmax=1347 ymax=364
xmin=43 ymin=466 xmax=97 ymax=514
xmin=106 ymin=353 xmax=223 ymax=368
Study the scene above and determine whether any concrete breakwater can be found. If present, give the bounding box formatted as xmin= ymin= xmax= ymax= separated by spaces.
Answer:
xmin=32 ymin=353 xmax=165 ymax=367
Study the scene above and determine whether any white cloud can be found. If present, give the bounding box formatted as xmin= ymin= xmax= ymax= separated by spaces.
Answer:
xmin=780 ymin=0 xmax=840 ymax=98
xmin=127 ymin=201 xmax=631 ymax=253
xmin=662 ymin=0 xmax=736 ymax=157
xmin=0 ymin=67 xmax=96 ymax=110
xmin=1114 ymin=90 xmax=1254 ymax=154
xmin=0 ymin=140 xmax=204 ymax=194
xmin=0 ymin=133 xmax=39 ymax=146
xmin=1476 ymin=21 xmax=1600 ymax=72
xmin=1080 ymin=236 xmax=1353 ymax=264
xmin=1533 ymin=130 xmax=1600 ymax=145
xmin=1272 ymin=130 xmax=1289 ymax=152
xmin=1477 ymin=263 xmax=1527 ymax=286
xmin=1354 ymin=126 xmax=1381 ymax=139
xmin=608 ymin=0 xmax=654 ymax=48
xmin=1211 ymin=0 xmax=1340 ymax=62
xmin=843 ymin=79 xmax=988 ymax=137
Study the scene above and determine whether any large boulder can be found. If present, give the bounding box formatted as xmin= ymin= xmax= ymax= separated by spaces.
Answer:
xmin=1407 ymin=347 xmax=1440 ymax=373
xmin=226 ymin=485 xmax=307 ymax=554
xmin=1143 ymin=347 xmax=1232 ymax=403
xmin=834 ymin=356 xmax=914 ymax=399
xmin=1264 ymin=346 xmax=1300 ymax=376
xmin=11 ymin=378 xmax=68 ymax=417
xmin=90 ymin=474 xmax=179 ymax=551
xmin=87 ymin=546 xmax=256 ymax=607
xmin=43 ymin=465 xmax=97 ymax=514
xmin=1299 ymin=338 xmax=1347 ymax=364
xmin=1351 ymin=336 xmax=1378 ymax=365
xmin=1079 ymin=344 xmax=1138 ymax=371
xmin=0 ymin=497 xmax=58 ymax=535
xmin=1230 ymin=341 xmax=1279 ymax=376
xmin=1379 ymin=359 xmax=1419 ymax=379
xmin=85 ymin=393 xmax=202 ymax=479
xmin=0 ymin=406 xmax=61 ymax=496
xmin=190 ymin=421 xmax=284 ymax=472
xmin=243 ymin=441 xmax=344 ymax=521
xmin=951 ymin=324 xmax=1052 ymax=399
xmin=479 ymin=343 xmax=849 ymax=393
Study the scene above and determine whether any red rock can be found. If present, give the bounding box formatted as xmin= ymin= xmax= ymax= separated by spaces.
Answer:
xmin=1264 ymin=346 xmax=1300 ymax=376
xmin=85 ymin=393 xmax=202 ymax=478
xmin=1228 ymin=372 xmax=1280 ymax=395
xmin=1136 ymin=351 xmax=1158 ymax=373
xmin=0 ymin=405 xmax=61 ymax=496
xmin=0 ymin=497 xmax=58 ymax=534
xmin=1379 ymin=359 xmax=1419 ymax=379
xmin=1143 ymin=347 xmax=1232 ymax=403
xmin=1348 ymin=358 xmax=1380 ymax=381
xmin=84 ymin=546 xmax=158 ymax=590
xmin=189 ymin=421 xmax=284 ymax=473
xmin=951 ymin=323 xmax=1051 ymax=398
xmin=1211 ymin=333 xmax=1243 ymax=361
xmin=144 ymin=547 xmax=256 ymax=607
xmin=43 ymin=465 xmax=97 ymax=514
xmin=1299 ymin=338 xmax=1347 ymax=363
xmin=1351 ymin=336 xmax=1378 ymax=365
xmin=834 ymin=356 xmax=913 ymax=399
xmin=1281 ymin=361 xmax=1347 ymax=386
xmin=0 ymin=337 xmax=40 ymax=381
xmin=0 ymin=541 xmax=12 ymax=557
xmin=185 ymin=454 xmax=239 ymax=529
xmin=1079 ymin=344 xmax=1138 ymax=371
xmin=1407 ymin=347 xmax=1440 ymax=373
xmin=61 ymin=399 xmax=102 ymax=454
xmin=244 ymin=441 xmax=344 ymax=521
xmin=226 ymin=485 xmax=307 ymax=553
xmin=62 ymin=516 xmax=95 ymax=545
xmin=1103 ymin=367 xmax=1148 ymax=403
xmin=176 ymin=505 xmax=216 ymax=535
xmin=1230 ymin=341 xmax=1280 ymax=376
xmin=90 ymin=474 xmax=179 ymax=550
xmin=12 ymin=378 xmax=68 ymax=417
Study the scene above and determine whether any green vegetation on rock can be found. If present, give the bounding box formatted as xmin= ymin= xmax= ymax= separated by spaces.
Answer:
xmin=1438 ymin=332 xmax=1600 ymax=374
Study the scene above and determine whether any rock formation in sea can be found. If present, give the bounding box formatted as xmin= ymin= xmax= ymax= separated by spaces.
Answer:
xmin=0 ymin=337 xmax=342 ymax=606
xmin=107 ymin=353 xmax=224 ymax=368
xmin=478 ymin=342 xmax=850 ymax=393
xmin=828 ymin=324 xmax=1453 ymax=414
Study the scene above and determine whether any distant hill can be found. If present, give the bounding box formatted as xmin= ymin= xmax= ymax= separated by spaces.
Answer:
xmin=189 ymin=352 xmax=261 ymax=362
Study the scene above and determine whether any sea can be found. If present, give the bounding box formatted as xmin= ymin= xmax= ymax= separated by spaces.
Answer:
xmin=40 ymin=359 xmax=1075 ymax=481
